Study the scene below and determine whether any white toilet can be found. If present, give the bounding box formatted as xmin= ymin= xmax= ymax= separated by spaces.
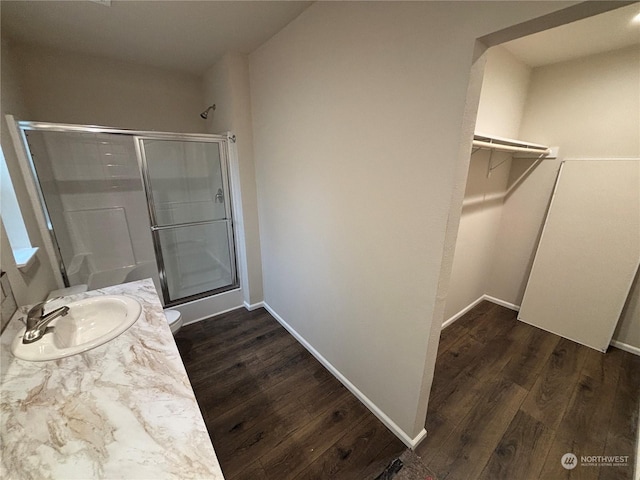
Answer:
xmin=165 ymin=309 xmax=183 ymax=335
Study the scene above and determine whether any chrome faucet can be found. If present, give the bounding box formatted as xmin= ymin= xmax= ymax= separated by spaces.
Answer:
xmin=22 ymin=298 xmax=70 ymax=344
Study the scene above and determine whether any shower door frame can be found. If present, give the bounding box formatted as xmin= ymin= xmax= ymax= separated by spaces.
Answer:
xmin=14 ymin=120 xmax=240 ymax=306
xmin=134 ymin=134 xmax=238 ymax=307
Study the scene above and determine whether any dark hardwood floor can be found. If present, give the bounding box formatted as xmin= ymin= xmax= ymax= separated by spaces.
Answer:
xmin=415 ymin=301 xmax=640 ymax=480
xmin=175 ymin=307 xmax=406 ymax=479
xmin=175 ymin=302 xmax=640 ymax=480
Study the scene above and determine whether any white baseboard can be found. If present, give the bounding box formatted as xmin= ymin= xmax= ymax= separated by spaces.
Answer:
xmin=481 ymin=297 xmax=639 ymax=356
xmin=243 ymin=301 xmax=265 ymax=311
xmin=179 ymin=297 xmax=265 ymax=326
xmin=262 ymin=302 xmax=427 ymax=449
xmin=442 ymin=294 xmax=520 ymax=329
xmin=610 ymin=340 xmax=640 ymax=357
xmin=448 ymin=296 xmax=640 ymax=358
xmin=176 ymin=288 xmax=244 ymax=326
xmin=483 ymin=295 xmax=520 ymax=312
xmin=442 ymin=296 xmax=485 ymax=329
xmin=182 ymin=304 xmax=244 ymax=326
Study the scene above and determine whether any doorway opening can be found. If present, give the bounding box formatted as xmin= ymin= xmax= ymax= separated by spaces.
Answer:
xmin=418 ymin=4 xmax=640 ymax=479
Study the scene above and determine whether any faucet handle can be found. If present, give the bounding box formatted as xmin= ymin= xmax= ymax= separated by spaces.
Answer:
xmin=23 ymin=297 xmax=62 ymax=330
xmin=27 ymin=296 xmax=62 ymax=319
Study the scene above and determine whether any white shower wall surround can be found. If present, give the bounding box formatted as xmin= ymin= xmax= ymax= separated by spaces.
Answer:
xmin=65 ymin=207 xmax=136 ymax=273
xmin=29 ymin=132 xmax=154 ymax=278
xmin=18 ymin=123 xmax=239 ymax=309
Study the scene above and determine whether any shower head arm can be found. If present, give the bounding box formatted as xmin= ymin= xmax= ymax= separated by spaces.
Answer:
xmin=200 ymin=104 xmax=216 ymax=119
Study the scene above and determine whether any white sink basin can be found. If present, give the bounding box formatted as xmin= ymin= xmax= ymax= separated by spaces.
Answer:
xmin=11 ymin=295 xmax=142 ymax=362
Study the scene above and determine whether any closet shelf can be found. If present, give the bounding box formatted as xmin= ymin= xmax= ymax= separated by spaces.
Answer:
xmin=473 ymin=132 xmax=552 ymax=157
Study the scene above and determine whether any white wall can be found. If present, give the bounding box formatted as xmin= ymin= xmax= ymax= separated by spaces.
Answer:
xmin=249 ymin=1 xmax=581 ymax=441
xmin=444 ymin=47 xmax=531 ymax=320
xmin=13 ymin=43 xmax=206 ymax=133
xmin=203 ymin=54 xmax=264 ymax=306
xmin=488 ymin=45 xmax=640 ymax=349
xmin=0 ymin=40 xmax=58 ymax=306
xmin=476 ymin=47 xmax=532 ymax=139
xmin=518 ymin=45 xmax=639 ymax=158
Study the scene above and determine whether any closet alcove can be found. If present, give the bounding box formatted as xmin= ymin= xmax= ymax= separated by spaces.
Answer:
xmin=443 ymin=40 xmax=639 ymax=355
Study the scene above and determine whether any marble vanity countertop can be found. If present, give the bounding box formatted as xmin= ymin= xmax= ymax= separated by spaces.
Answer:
xmin=0 ymin=279 xmax=224 ymax=480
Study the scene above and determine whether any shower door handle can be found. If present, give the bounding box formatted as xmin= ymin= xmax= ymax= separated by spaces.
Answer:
xmin=150 ymin=218 xmax=230 ymax=231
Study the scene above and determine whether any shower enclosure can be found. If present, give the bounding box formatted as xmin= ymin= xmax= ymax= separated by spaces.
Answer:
xmin=17 ymin=122 xmax=238 ymax=307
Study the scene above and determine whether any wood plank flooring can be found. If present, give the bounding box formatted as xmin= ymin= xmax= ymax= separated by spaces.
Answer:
xmin=175 ymin=302 xmax=640 ymax=480
xmin=175 ymin=308 xmax=405 ymax=479
xmin=416 ymin=301 xmax=640 ymax=480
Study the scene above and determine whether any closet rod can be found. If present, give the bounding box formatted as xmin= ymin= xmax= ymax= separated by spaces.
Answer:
xmin=472 ymin=139 xmax=551 ymax=156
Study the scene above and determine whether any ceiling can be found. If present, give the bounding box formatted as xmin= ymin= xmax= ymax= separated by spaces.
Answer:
xmin=503 ymin=2 xmax=640 ymax=67
xmin=1 ymin=1 xmax=638 ymax=74
xmin=0 ymin=1 xmax=312 ymax=74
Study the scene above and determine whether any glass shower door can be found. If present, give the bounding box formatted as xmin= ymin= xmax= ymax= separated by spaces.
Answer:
xmin=17 ymin=128 xmax=158 ymax=291
xmin=137 ymin=137 xmax=237 ymax=305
